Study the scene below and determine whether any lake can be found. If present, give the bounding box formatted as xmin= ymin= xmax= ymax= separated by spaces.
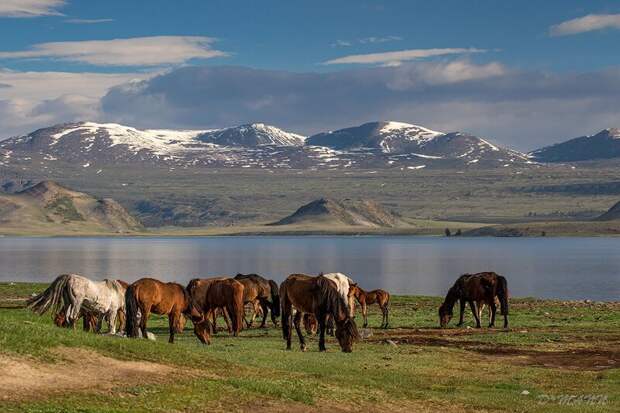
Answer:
xmin=0 ymin=236 xmax=618 ymax=301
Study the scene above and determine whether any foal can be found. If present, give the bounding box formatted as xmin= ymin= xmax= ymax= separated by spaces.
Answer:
xmin=438 ymin=272 xmax=509 ymax=329
xmin=349 ymin=285 xmax=391 ymax=328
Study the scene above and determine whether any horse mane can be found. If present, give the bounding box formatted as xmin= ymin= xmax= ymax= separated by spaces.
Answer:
xmin=316 ymin=275 xmax=346 ymax=318
xmin=441 ymin=275 xmax=467 ymax=315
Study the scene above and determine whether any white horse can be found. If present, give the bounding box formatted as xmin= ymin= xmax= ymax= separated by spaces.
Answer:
xmin=322 ymin=272 xmax=356 ymax=316
xmin=27 ymin=273 xmax=126 ymax=334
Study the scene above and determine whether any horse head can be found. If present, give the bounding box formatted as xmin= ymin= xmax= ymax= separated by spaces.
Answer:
xmin=438 ymin=302 xmax=453 ymax=328
xmin=335 ymin=316 xmax=360 ymax=353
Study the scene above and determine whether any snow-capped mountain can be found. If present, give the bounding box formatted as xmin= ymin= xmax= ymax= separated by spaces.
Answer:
xmin=307 ymin=121 xmax=443 ymax=153
xmin=529 ymin=128 xmax=620 ymax=162
xmin=0 ymin=120 xmax=533 ymax=170
xmin=198 ymin=123 xmax=305 ymax=147
xmin=306 ymin=121 xmax=530 ymax=165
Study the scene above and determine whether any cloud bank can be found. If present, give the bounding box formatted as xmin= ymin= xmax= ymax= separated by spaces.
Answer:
xmin=550 ymin=14 xmax=620 ymax=36
xmin=97 ymin=61 xmax=620 ymax=150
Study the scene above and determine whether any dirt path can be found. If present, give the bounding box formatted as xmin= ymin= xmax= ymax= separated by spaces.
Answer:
xmin=0 ymin=347 xmax=177 ymax=401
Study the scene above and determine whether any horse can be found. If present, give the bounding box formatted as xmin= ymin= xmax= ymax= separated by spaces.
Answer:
xmin=186 ymin=277 xmax=245 ymax=344
xmin=438 ymin=272 xmax=509 ymax=329
xmin=27 ymin=274 xmax=126 ymax=335
xmin=54 ymin=308 xmax=99 ymax=332
xmin=125 ymin=278 xmax=189 ymax=343
xmin=233 ymin=273 xmax=280 ymax=328
xmin=349 ymin=285 xmax=391 ymax=328
xmin=280 ymin=273 xmax=360 ymax=352
xmin=322 ymin=273 xmax=356 ymax=317
xmin=303 ymin=313 xmax=318 ymax=335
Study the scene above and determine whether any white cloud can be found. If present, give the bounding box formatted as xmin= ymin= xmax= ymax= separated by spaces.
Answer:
xmin=0 ymin=36 xmax=228 ymax=66
xmin=0 ymin=69 xmax=149 ymax=137
xmin=331 ymin=40 xmax=352 ymax=48
xmin=359 ymin=36 xmax=402 ymax=44
xmin=0 ymin=0 xmax=65 ymax=17
xmin=323 ymin=48 xmax=487 ymax=66
xmin=64 ymin=18 xmax=114 ymax=24
xmin=550 ymin=14 xmax=620 ymax=36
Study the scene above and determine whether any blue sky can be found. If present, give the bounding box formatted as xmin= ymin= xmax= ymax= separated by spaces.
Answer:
xmin=1 ymin=0 xmax=620 ymax=150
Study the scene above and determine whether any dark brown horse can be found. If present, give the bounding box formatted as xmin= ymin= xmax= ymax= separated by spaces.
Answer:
xmin=233 ymin=273 xmax=280 ymax=328
xmin=280 ymin=274 xmax=360 ymax=352
xmin=349 ymin=285 xmax=391 ymax=328
xmin=54 ymin=308 xmax=99 ymax=331
xmin=439 ymin=272 xmax=509 ymax=329
xmin=125 ymin=278 xmax=189 ymax=343
xmin=186 ymin=277 xmax=245 ymax=344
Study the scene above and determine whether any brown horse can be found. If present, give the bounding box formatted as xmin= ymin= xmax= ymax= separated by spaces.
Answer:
xmin=125 ymin=278 xmax=189 ymax=343
xmin=280 ymin=274 xmax=360 ymax=352
xmin=233 ymin=273 xmax=280 ymax=328
xmin=349 ymin=285 xmax=391 ymax=328
xmin=439 ymin=272 xmax=509 ymax=329
xmin=54 ymin=308 xmax=99 ymax=331
xmin=186 ymin=277 xmax=245 ymax=344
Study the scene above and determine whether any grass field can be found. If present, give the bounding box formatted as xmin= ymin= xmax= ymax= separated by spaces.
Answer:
xmin=0 ymin=283 xmax=618 ymax=412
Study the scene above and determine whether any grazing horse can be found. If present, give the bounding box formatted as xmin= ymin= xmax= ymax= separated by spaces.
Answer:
xmin=280 ymin=274 xmax=360 ymax=353
xmin=438 ymin=272 xmax=509 ymax=329
xmin=233 ymin=274 xmax=280 ymax=328
xmin=27 ymin=274 xmax=126 ymax=335
xmin=54 ymin=308 xmax=99 ymax=332
xmin=186 ymin=277 xmax=245 ymax=344
xmin=349 ymin=285 xmax=391 ymax=328
xmin=125 ymin=278 xmax=189 ymax=343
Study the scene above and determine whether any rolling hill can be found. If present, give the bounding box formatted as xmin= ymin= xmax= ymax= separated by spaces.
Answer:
xmin=0 ymin=180 xmax=143 ymax=234
xmin=529 ymin=128 xmax=620 ymax=162
xmin=270 ymin=198 xmax=404 ymax=228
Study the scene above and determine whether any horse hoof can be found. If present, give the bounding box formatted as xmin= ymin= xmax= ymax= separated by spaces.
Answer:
xmin=300 ymin=345 xmax=307 ymax=352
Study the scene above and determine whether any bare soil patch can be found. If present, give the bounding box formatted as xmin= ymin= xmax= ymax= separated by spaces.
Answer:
xmin=368 ymin=328 xmax=620 ymax=371
xmin=0 ymin=347 xmax=177 ymax=401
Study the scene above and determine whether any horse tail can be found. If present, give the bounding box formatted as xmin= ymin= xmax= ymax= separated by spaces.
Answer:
xmin=124 ymin=283 xmax=141 ymax=338
xmin=268 ymin=280 xmax=280 ymax=317
xmin=27 ymin=274 xmax=71 ymax=315
xmin=497 ymin=275 xmax=509 ymax=316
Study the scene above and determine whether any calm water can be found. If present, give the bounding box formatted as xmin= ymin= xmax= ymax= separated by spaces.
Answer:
xmin=0 ymin=236 xmax=618 ymax=301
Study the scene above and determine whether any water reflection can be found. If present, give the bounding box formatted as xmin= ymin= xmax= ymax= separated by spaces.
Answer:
xmin=0 ymin=236 xmax=618 ymax=300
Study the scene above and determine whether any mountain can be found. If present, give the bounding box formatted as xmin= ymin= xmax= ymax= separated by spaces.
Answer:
xmin=197 ymin=123 xmax=305 ymax=147
xmin=529 ymin=128 xmax=620 ymax=162
xmin=270 ymin=197 xmax=404 ymax=227
xmin=306 ymin=121 xmax=530 ymax=166
xmin=596 ymin=199 xmax=620 ymax=221
xmin=0 ymin=120 xmax=532 ymax=169
xmin=0 ymin=180 xmax=143 ymax=234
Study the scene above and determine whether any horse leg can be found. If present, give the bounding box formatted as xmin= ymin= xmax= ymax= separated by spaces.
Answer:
xmin=469 ymin=301 xmax=481 ymax=328
xmin=168 ymin=313 xmax=176 ymax=343
xmin=282 ymin=306 xmax=292 ymax=350
xmin=318 ymin=313 xmax=327 ymax=352
xmin=140 ymin=305 xmax=151 ymax=339
xmin=326 ymin=315 xmax=334 ymax=336
xmin=456 ymin=299 xmax=466 ymax=327
xmin=221 ymin=307 xmax=233 ymax=335
xmin=293 ymin=311 xmax=306 ymax=352
xmin=489 ymin=301 xmax=496 ymax=328
xmin=107 ymin=310 xmax=117 ymax=335
xmin=381 ymin=304 xmax=389 ymax=329
xmin=259 ymin=299 xmax=269 ymax=328
xmin=362 ymin=302 xmax=368 ymax=328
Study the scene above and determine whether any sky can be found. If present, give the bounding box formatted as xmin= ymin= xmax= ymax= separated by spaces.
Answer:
xmin=1 ymin=0 xmax=620 ymax=150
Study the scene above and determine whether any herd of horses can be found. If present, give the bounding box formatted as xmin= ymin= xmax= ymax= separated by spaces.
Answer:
xmin=26 ymin=271 xmax=509 ymax=353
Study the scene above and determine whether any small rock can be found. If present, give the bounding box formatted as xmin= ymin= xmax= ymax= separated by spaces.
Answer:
xmin=9 ymin=282 xmax=15 ymax=286
xmin=521 ymin=390 xmax=530 ymax=395
xmin=466 ymin=326 xmax=472 ymax=330
xmin=519 ymin=330 xmax=528 ymax=333
xmin=359 ymin=328 xmax=373 ymax=339
xmin=584 ymin=299 xmax=592 ymax=304
xmin=383 ymin=339 xmax=398 ymax=347
xmin=31 ymin=292 xmax=37 ymax=297
xmin=146 ymin=332 xmax=156 ymax=341
xmin=544 ymin=312 xmax=550 ymax=316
